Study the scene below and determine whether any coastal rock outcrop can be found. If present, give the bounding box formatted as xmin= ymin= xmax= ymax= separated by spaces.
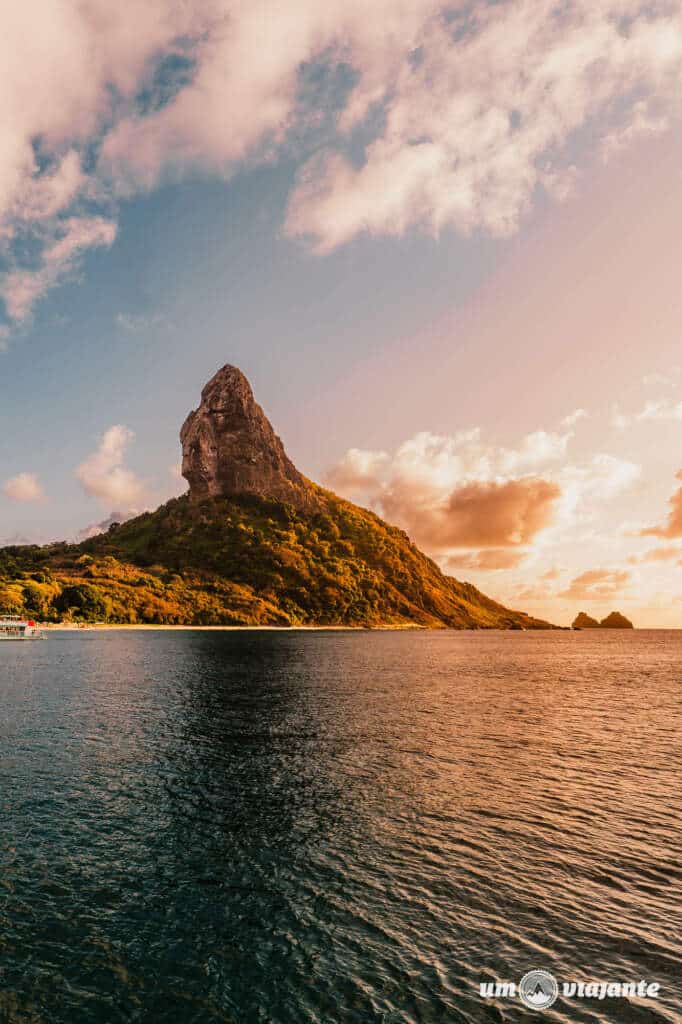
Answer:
xmin=180 ymin=365 xmax=320 ymax=511
xmin=572 ymin=610 xmax=634 ymax=629
xmin=599 ymin=611 xmax=634 ymax=629
xmin=572 ymin=612 xmax=600 ymax=628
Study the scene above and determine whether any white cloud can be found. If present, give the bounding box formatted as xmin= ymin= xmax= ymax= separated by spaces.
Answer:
xmin=285 ymin=1 xmax=682 ymax=249
xmin=3 ymin=472 xmax=45 ymax=502
xmin=1 ymin=1 xmax=682 ymax=332
xmin=561 ymin=408 xmax=588 ymax=428
xmin=601 ymin=100 xmax=669 ymax=163
xmin=638 ymin=398 xmax=682 ymax=421
xmin=560 ymin=454 xmax=641 ymax=503
xmin=116 ymin=311 xmax=164 ymax=333
xmin=610 ymin=403 xmax=631 ymax=430
xmin=75 ymin=424 xmax=149 ymax=515
xmin=2 ymin=216 xmax=117 ymax=322
xmin=610 ymin=396 xmax=682 ymax=428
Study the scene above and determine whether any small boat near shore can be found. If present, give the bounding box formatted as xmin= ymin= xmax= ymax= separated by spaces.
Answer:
xmin=0 ymin=616 xmax=43 ymax=640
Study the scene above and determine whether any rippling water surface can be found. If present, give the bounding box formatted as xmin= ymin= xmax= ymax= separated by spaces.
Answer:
xmin=1 ymin=630 xmax=680 ymax=1023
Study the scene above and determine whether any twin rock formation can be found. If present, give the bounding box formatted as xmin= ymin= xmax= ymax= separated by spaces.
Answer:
xmin=572 ymin=611 xmax=634 ymax=629
xmin=181 ymin=364 xmax=320 ymax=512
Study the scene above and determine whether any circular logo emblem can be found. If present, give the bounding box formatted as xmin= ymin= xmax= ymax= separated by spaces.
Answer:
xmin=518 ymin=970 xmax=559 ymax=1010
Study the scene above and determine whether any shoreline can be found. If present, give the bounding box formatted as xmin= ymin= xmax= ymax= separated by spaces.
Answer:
xmin=41 ymin=623 xmax=429 ymax=632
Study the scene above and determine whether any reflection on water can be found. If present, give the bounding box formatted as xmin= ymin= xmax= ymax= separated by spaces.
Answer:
xmin=0 ymin=630 xmax=681 ymax=1023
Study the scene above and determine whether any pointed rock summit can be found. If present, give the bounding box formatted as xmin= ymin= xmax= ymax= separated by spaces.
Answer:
xmin=180 ymin=364 xmax=319 ymax=510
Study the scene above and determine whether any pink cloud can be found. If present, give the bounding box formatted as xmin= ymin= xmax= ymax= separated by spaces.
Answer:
xmin=285 ymin=2 xmax=682 ymax=249
xmin=327 ymin=428 xmax=562 ymax=554
xmin=75 ymin=424 xmax=149 ymax=516
xmin=641 ymin=470 xmax=682 ymax=539
xmin=2 ymin=216 xmax=116 ymax=321
xmin=390 ymin=477 xmax=560 ymax=550
xmin=559 ymin=568 xmax=631 ymax=601
xmin=628 ymin=545 xmax=682 ymax=564
xmin=444 ymin=549 xmax=528 ymax=572
xmin=3 ymin=472 xmax=45 ymax=503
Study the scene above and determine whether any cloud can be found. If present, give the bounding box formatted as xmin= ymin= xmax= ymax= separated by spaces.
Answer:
xmin=98 ymin=0 xmax=443 ymax=191
xmin=600 ymin=99 xmax=669 ymax=162
xmin=561 ymin=408 xmax=588 ymax=428
xmin=76 ymin=513 xmax=129 ymax=541
xmin=400 ymin=477 xmax=561 ymax=550
xmin=0 ymin=0 xmax=192 ymax=328
xmin=327 ymin=428 xmax=563 ymax=553
xmin=285 ymin=1 xmax=682 ymax=249
xmin=628 ymin=545 xmax=682 ymax=564
xmin=327 ymin=418 xmax=645 ymax=567
xmin=75 ymin=424 xmax=149 ymax=515
xmin=329 ymin=427 xmax=572 ymax=496
xmin=2 ymin=1 xmax=682 ymax=329
xmin=324 ymin=448 xmax=390 ymax=495
xmin=3 ymin=472 xmax=45 ymax=502
xmin=2 ymin=216 xmax=117 ymax=321
xmin=611 ymin=396 xmax=682 ymax=429
xmin=560 ymin=568 xmax=631 ymax=601
xmin=515 ymin=584 xmax=554 ymax=604
xmin=637 ymin=399 xmax=682 ymax=422
xmin=444 ymin=548 xmax=527 ymax=572
xmin=557 ymin=454 xmax=641 ymax=525
xmin=641 ymin=470 xmax=682 ymax=539
xmin=116 ymin=311 xmax=164 ymax=333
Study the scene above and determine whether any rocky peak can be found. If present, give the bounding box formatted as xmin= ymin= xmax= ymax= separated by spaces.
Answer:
xmin=600 ymin=611 xmax=634 ymax=629
xmin=572 ymin=612 xmax=600 ymax=629
xmin=180 ymin=364 xmax=319 ymax=510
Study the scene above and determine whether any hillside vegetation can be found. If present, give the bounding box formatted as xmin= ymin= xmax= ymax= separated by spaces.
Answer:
xmin=0 ymin=488 xmax=552 ymax=629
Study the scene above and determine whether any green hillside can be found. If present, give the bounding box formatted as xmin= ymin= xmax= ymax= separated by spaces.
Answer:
xmin=0 ymin=487 xmax=552 ymax=628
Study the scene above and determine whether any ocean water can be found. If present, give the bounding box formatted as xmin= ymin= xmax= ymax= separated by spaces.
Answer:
xmin=0 ymin=629 xmax=680 ymax=1024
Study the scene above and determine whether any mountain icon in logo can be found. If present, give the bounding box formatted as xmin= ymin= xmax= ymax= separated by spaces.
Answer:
xmin=519 ymin=970 xmax=559 ymax=1010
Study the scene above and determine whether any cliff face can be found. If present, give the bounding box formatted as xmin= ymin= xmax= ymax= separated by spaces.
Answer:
xmin=180 ymin=365 xmax=320 ymax=512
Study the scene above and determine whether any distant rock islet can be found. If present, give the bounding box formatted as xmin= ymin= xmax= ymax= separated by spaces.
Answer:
xmin=572 ymin=610 xmax=634 ymax=629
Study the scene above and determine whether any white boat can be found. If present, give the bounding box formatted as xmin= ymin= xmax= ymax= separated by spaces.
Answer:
xmin=0 ymin=615 xmax=43 ymax=640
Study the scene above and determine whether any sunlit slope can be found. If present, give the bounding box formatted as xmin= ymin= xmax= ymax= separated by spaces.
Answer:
xmin=0 ymin=488 xmax=553 ymax=628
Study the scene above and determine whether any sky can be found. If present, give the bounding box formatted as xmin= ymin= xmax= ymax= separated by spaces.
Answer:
xmin=2 ymin=0 xmax=682 ymax=627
